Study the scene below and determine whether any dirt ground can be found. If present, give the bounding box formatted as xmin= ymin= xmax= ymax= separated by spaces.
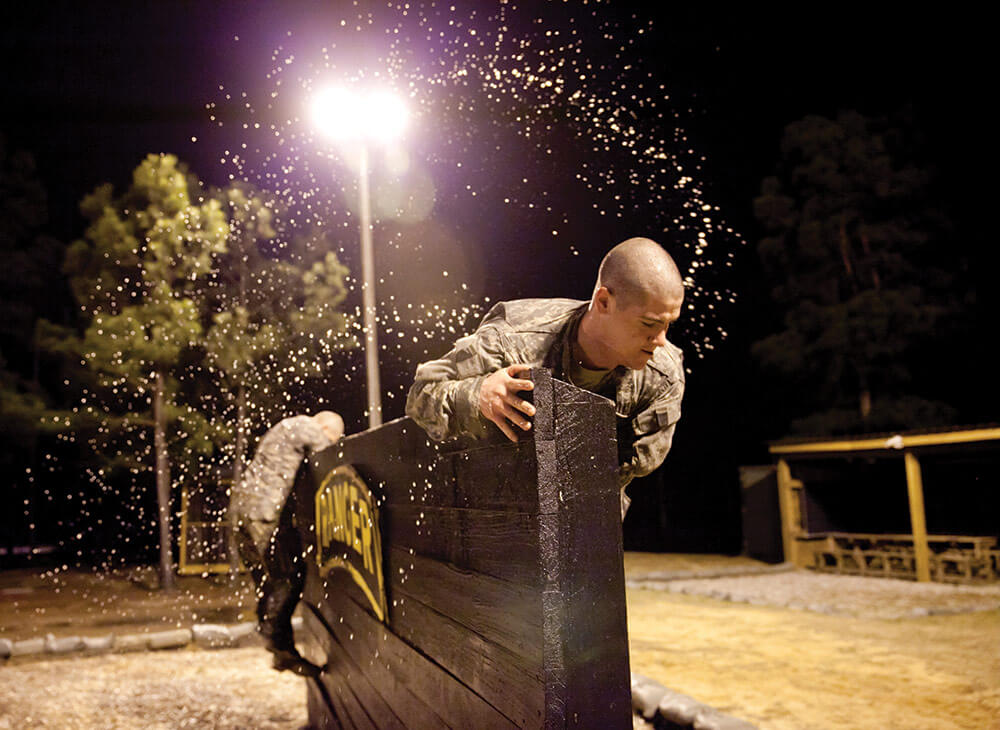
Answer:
xmin=2 ymin=555 xmax=999 ymax=729
xmin=0 ymin=566 xmax=257 ymax=642
xmin=0 ymin=648 xmax=307 ymax=730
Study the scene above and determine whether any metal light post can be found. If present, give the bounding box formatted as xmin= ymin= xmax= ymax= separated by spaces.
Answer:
xmin=312 ymin=87 xmax=408 ymax=429
xmin=356 ymin=143 xmax=381 ymax=429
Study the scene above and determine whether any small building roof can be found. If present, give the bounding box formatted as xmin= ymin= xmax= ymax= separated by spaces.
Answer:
xmin=768 ymin=424 xmax=1000 ymax=458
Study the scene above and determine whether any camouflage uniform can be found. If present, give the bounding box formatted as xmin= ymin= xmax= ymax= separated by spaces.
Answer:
xmin=231 ymin=415 xmax=332 ymax=552
xmin=405 ymin=299 xmax=684 ymax=513
xmin=230 ymin=415 xmax=333 ymax=657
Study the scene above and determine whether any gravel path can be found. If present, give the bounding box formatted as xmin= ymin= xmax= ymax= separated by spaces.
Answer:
xmin=0 ymin=647 xmax=307 ymax=729
xmin=628 ymin=569 xmax=1000 ymax=618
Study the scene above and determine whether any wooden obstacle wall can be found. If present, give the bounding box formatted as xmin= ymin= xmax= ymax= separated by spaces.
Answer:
xmin=292 ymin=369 xmax=632 ymax=729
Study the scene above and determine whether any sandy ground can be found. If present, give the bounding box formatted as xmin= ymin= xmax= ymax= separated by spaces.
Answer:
xmin=627 ymin=587 xmax=1000 ymax=730
xmin=0 ymin=647 xmax=307 ymax=730
xmin=0 ymin=566 xmax=257 ymax=642
xmin=2 ymin=555 xmax=999 ymax=729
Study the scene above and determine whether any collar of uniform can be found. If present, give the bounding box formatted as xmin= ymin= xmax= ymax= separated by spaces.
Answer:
xmin=554 ymin=305 xmax=631 ymax=405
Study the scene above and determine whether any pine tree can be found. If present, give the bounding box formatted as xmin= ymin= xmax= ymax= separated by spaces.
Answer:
xmin=38 ymin=155 xmax=356 ymax=581
xmin=752 ymin=111 xmax=959 ymax=435
xmin=0 ymin=135 xmax=65 ymax=447
xmin=46 ymin=153 xmax=228 ymax=588
xmin=202 ymin=212 xmax=354 ymax=490
xmin=0 ymin=135 xmax=71 ymax=556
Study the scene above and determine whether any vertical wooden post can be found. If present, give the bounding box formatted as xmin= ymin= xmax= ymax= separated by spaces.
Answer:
xmin=904 ymin=451 xmax=931 ymax=582
xmin=179 ymin=484 xmax=189 ymax=575
xmin=153 ymin=371 xmax=176 ymax=590
xmin=776 ymin=458 xmax=800 ymax=567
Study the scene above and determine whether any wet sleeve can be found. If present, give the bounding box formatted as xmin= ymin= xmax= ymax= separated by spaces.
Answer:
xmin=618 ymin=374 xmax=684 ymax=490
xmin=405 ymin=325 xmax=510 ymax=441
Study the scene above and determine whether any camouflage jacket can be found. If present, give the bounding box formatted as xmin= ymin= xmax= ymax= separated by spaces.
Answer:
xmin=230 ymin=415 xmax=333 ymax=525
xmin=405 ymin=298 xmax=685 ymax=489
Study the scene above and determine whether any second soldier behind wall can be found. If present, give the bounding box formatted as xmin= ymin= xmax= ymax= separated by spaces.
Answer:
xmin=230 ymin=410 xmax=344 ymax=677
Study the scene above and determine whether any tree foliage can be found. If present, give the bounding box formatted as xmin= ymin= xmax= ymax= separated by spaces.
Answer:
xmin=752 ymin=110 xmax=960 ymax=435
xmin=201 ymin=184 xmax=354 ymax=482
xmin=0 ymin=134 xmax=65 ymax=447
xmin=49 ymin=154 xmax=229 ymax=461
xmin=36 ymin=153 xmax=354 ymax=576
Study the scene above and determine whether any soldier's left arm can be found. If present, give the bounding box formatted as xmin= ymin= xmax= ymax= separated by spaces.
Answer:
xmin=618 ymin=378 xmax=684 ymax=489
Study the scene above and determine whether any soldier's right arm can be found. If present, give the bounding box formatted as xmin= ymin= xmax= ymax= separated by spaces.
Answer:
xmin=405 ymin=324 xmax=509 ymax=441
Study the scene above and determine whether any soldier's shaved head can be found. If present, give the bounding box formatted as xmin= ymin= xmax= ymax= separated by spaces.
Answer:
xmin=595 ymin=237 xmax=684 ymax=307
xmin=312 ymin=411 xmax=344 ymax=442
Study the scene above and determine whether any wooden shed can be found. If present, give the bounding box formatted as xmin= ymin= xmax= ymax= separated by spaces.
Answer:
xmin=768 ymin=426 xmax=1000 ymax=583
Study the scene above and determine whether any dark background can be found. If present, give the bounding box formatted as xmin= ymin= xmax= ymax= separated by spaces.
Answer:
xmin=1 ymin=3 xmax=994 ymax=560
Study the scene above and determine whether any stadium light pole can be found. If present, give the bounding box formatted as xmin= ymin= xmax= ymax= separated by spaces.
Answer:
xmin=311 ymin=87 xmax=408 ymax=429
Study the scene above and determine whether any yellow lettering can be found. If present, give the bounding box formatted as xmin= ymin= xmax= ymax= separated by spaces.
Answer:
xmin=358 ymin=500 xmax=373 ymax=573
xmin=317 ymin=491 xmax=327 ymax=548
xmin=333 ymin=483 xmax=347 ymax=542
xmin=351 ymin=494 xmax=361 ymax=553
xmin=312 ymin=467 xmax=387 ymax=621
xmin=322 ymin=490 xmax=332 ymax=547
xmin=327 ymin=490 xmax=336 ymax=543
xmin=316 ymin=474 xmax=379 ymax=576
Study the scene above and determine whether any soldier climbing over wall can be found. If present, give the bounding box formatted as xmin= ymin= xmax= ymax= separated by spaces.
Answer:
xmin=229 ymin=411 xmax=344 ymax=678
xmin=406 ymin=236 xmax=686 ymax=518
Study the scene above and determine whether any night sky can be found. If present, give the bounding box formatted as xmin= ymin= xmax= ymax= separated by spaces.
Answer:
xmin=2 ymin=3 xmax=994 ymax=553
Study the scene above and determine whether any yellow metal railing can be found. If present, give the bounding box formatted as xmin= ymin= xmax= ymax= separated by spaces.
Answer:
xmin=179 ymin=484 xmax=244 ymax=575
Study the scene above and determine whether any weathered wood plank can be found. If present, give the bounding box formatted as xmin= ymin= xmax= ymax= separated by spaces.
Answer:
xmin=391 ymin=584 xmax=545 ymax=729
xmin=546 ymin=380 xmax=631 ymax=727
xmin=310 ymin=579 xmax=517 ymax=729
xmin=310 ymin=419 xmax=457 ymax=509
xmin=384 ymin=505 xmax=540 ymax=585
xmin=447 ymin=443 xmax=542 ymax=512
xmin=305 ymin=603 xmax=405 ymax=730
xmin=387 ymin=547 xmax=543 ymax=667
xmin=326 ymin=669 xmax=378 ymax=730
xmin=306 ymin=675 xmax=344 ymax=730
xmin=306 ymin=574 xmax=447 ymax=730
xmin=317 ymin=666 xmax=362 ymax=730
xmin=318 ymin=623 xmax=406 ymax=730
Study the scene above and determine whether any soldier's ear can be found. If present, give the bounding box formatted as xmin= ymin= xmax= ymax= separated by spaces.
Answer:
xmin=593 ymin=286 xmax=613 ymax=313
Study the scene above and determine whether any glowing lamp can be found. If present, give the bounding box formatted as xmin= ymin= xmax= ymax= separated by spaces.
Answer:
xmin=309 ymin=85 xmax=409 ymax=429
xmin=311 ymin=87 xmax=408 ymax=143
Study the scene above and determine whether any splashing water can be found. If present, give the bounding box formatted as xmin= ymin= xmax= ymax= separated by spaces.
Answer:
xmin=29 ymin=1 xmax=746 ymax=580
xmin=200 ymin=0 xmax=744 ymax=373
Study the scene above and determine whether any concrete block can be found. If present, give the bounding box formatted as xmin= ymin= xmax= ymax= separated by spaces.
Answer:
xmin=693 ymin=708 xmax=758 ymax=730
xmin=631 ymin=673 xmax=668 ymax=719
xmin=230 ymin=621 xmax=262 ymax=647
xmin=0 ymin=638 xmax=11 ymax=659
xmin=10 ymin=638 xmax=45 ymax=657
xmin=192 ymin=624 xmax=235 ymax=649
xmin=656 ymin=688 xmax=703 ymax=726
xmin=82 ymin=634 xmax=114 ymax=652
xmin=147 ymin=629 xmax=192 ymax=650
xmin=114 ymin=633 xmax=149 ymax=652
xmin=45 ymin=634 xmax=84 ymax=654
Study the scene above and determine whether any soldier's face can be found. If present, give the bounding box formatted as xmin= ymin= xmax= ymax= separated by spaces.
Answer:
xmin=604 ymin=290 xmax=683 ymax=370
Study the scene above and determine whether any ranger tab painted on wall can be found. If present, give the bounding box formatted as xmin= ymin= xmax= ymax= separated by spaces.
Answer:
xmin=314 ymin=465 xmax=388 ymax=621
